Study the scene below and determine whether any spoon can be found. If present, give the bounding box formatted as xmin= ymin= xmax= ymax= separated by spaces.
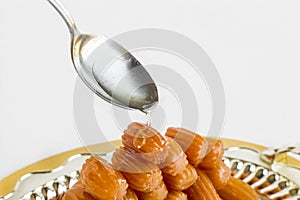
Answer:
xmin=46 ymin=0 xmax=158 ymax=111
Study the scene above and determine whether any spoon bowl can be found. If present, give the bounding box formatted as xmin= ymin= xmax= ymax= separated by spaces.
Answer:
xmin=47 ymin=0 xmax=158 ymax=111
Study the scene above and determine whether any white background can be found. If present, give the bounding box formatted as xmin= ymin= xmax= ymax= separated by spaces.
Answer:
xmin=1 ymin=0 xmax=300 ymax=180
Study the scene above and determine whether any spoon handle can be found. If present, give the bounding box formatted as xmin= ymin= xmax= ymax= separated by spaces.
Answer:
xmin=46 ymin=0 xmax=78 ymax=36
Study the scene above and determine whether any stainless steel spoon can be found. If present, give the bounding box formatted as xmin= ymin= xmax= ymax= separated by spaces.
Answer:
xmin=46 ymin=0 xmax=158 ymax=111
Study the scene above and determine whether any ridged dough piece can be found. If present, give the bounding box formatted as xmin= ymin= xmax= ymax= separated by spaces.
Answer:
xmin=199 ymin=138 xmax=224 ymax=169
xmin=200 ymin=161 xmax=231 ymax=190
xmin=166 ymin=127 xmax=208 ymax=166
xmin=123 ymin=188 xmax=138 ymax=200
xmin=185 ymin=169 xmax=222 ymax=200
xmin=159 ymin=138 xmax=189 ymax=176
xmin=163 ymin=164 xmax=197 ymax=191
xmin=80 ymin=156 xmax=128 ymax=200
xmin=122 ymin=122 xmax=168 ymax=164
xmin=61 ymin=181 xmax=97 ymax=200
xmin=112 ymin=147 xmax=162 ymax=192
xmin=166 ymin=190 xmax=187 ymax=200
xmin=135 ymin=180 xmax=168 ymax=200
xmin=217 ymin=176 xmax=259 ymax=200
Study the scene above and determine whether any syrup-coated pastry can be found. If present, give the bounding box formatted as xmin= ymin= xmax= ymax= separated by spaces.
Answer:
xmin=166 ymin=127 xmax=208 ymax=166
xmin=185 ymin=169 xmax=222 ymax=200
xmin=199 ymin=138 xmax=224 ymax=169
xmin=123 ymin=188 xmax=138 ymax=200
xmin=200 ymin=161 xmax=231 ymax=190
xmin=61 ymin=181 xmax=97 ymax=200
xmin=80 ymin=156 xmax=128 ymax=200
xmin=217 ymin=176 xmax=259 ymax=200
xmin=135 ymin=180 xmax=168 ymax=200
xmin=112 ymin=147 xmax=162 ymax=192
xmin=166 ymin=190 xmax=188 ymax=200
xmin=159 ymin=138 xmax=189 ymax=176
xmin=122 ymin=122 xmax=169 ymax=164
xmin=163 ymin=164 xmax=197 ymax=191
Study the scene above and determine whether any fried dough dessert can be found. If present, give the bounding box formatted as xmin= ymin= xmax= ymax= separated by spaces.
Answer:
xmin=166 ymin=190 xmax=187 ymax=200
xmin=123 ymin=188 xmax=138 ymax=200
xmin=135 ymin=180 xmax=168 ymax=200
xmin=185 ymin=169 xmax=222 ymax=200
xmin=122 ymin=122 xmax=169 ymax=164
xmin=112 ymin=147 xmax=162 ymax=192
xmin=60 ymin=181 xmax=97 ymax=200
xmin=61 ymin=123 xmax=258 ymax=200
xmin=199 ymin=138 xmax=224 ymax=169
xmin=159 ymin=137 xmax=189 ymax=176
xmin=80 ymin=156 xmax=128 ymax=200
xmin=200 ymin=161 xmax=231 ymax=190
xmin=166 ymin=127 xmax=208 ymax=166
xmin=163 ymin=164 xmax=197 ymax=191
xmin=217 ymin=176 xmax=259 ymax=200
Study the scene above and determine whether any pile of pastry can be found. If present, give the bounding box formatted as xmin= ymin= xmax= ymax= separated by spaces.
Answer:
xmin=52 ymin=122 xmax=258 ymax=200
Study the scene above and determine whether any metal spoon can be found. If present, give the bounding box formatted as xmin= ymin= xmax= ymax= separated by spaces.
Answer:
xmin=46 ymin=0 xmax=158 ymax=111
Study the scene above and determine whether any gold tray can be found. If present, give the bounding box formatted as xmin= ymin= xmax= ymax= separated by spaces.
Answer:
xmin=0 ymin=139 xmax=299 ymax=200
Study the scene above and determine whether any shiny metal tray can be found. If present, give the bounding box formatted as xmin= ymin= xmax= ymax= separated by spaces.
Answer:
xmin=0 ymin=139 xmax=299 ymax=200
